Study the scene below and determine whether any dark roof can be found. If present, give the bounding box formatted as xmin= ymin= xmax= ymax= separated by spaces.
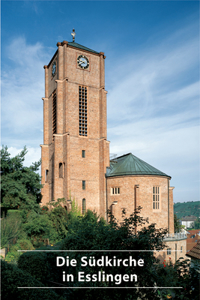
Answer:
xmin=186 ymin=240 xmax=200 ymax=260
xmin=68 ymin=42 xmax=99 ymax=54
xmin=106 ymin=153 xmax=171 ymax=178
xmin=181 ymin=216 xmax=197 ymax=221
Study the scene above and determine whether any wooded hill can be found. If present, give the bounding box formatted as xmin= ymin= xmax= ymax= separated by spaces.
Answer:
xmin=174 ymin=201 xmax=200 ymax=219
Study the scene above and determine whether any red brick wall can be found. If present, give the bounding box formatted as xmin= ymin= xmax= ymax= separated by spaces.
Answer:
xmin=107 ymin=175 xmax=174 ymax=233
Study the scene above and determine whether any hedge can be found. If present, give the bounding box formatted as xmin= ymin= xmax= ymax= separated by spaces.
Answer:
xmin=1 ymin=260 xmax=62 ymax=300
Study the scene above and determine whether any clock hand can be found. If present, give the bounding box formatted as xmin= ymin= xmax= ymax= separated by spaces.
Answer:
xmin=79 ymin=59 xmax=86 ymax=64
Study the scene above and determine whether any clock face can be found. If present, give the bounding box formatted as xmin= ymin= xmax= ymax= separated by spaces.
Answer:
xmin=52 ymin=61 xmax=56 ymax=76
xmin=77 ymin=55 xmax=89 ymax=69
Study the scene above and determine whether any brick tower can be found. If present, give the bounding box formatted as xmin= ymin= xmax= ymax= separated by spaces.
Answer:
xmin=41 ymin=33 xmax=110 ymax=217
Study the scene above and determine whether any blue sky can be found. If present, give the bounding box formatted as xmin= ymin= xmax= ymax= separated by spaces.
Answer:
xmin=1 ymin=1 xmax=199 ymax=203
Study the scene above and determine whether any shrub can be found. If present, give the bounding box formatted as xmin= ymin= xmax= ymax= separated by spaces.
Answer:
xmin=23 ymin=212 xmax=57 ymax=247
xmin=5 ymin=238 xmax=34 ymax=264
xmin=1 ymin=213 xmax=22 ymax=248
xmin=18 ymin=252 xmax=48 ymax=283
xmin=1 ymin=260 xmax=61 ymax=300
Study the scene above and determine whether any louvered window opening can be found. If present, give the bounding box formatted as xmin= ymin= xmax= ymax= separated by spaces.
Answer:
xmin=111 ymin=187 xmax=120 ymax=195
xmin=52 ymin=90 xmax=57 ymax=137
xmin=79 ymin=86 xmax=87 ymax=136
xmin=153 ymin=186 xmax=159 ymax=209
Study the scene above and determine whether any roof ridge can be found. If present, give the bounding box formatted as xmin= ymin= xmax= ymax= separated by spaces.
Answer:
xmin=68 ymin=41 xmax=99 ymax=54
xmin=110 ymin=153 xmax=132 ymax=161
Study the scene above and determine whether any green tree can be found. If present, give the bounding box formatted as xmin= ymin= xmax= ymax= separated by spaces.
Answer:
xmin=0 ymin=146 xmax=42 ymax=211
xmin=194 ymin=217 xmax=200 ymax=229
xmin=174 ymin=213 xmax=183 ymax=232
xmin=1 ymin=212 xmax=22 ymax=248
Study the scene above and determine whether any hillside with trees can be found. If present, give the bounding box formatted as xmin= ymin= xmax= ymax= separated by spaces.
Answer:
xmin=174 ymin=201 xmax=200 ymax=219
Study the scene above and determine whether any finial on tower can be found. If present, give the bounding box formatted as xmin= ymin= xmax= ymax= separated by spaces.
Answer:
xmin=71 ymin=29 xmax=76 ymax=42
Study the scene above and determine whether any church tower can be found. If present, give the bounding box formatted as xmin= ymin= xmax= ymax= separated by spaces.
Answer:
xmin=41 ymin=31 xmax=110 ymax=217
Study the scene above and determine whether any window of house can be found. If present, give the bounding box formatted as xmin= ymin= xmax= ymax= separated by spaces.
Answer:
xmin=52 ymin=90 xmax=57 ymax=137
xmin=180 ymin=246 xmax=183 ymax=253
xmin=82 ymin=150 xmax=85 ymax=158
xmin=82 ymin=180 xmax=86 ymax=190
xmin=111 ymin=187 xmax=120 ymax=195
xmin=45 ymin=170 xmax=49 ymax=183
xmin=167 ymin=248 xmax=171 ymax=255
xmin=79 ymin=86 xmax=87 ymax=136
xmin=153 ymin=186 xmax=160 ymax=209
xmin=82 ymin=198 xmax=86 ymax=214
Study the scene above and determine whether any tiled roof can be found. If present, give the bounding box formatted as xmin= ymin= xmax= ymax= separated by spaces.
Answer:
xmin=186 ymin=240 xmax=200 ymax=260
xmin=68 ymin=42 xmax=99 ymax=54
xmin=106 ymin=153 xmax=170 ymax=178
xmin=188 ymin=229 xmax=200 ymax=236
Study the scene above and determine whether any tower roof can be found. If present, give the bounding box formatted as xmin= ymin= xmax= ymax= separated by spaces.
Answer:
xmin=68 ymin=41 xmax=99 ymax=54
xmin=106 ymin=153 xmax=171 ymax=178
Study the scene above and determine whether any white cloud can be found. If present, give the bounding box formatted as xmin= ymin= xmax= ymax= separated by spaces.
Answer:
xmin=2 ymin=37 xmax=52 ymax=146
xmin=107 ymin=36 xmax=199 ymax=124
xmin=7 ymin=146 xmax=41 ymax=168
xmin=107 ymin=23 xmax=199 ymax=202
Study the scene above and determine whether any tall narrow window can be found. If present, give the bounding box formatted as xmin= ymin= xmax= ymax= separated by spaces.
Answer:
xmin=59 ymin=163 xmax=63 ymax=178
xmin=82 ymin=150 xmax=85 ymax=158
xmin=52 ymin=90 xmax=57 ymax=136
xmin=82 ymin=198 xmax=86 ymax=214
xmin=79 ymin=86 xmax=87 ymax=136
xmin=45 ymin=170 xmax=49 ymax=183
xmin=153 ymin=186 xmax=160 ymax=209
xmin=82 ymin=180 xmax=86 ymax=190
xmin=167 ymin=248 xmax=171 ymax=255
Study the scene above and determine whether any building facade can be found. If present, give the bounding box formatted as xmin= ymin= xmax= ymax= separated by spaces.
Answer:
xmin=41 ymin=38 xmax=175 ymax=228
xmin=41 ymin=37 xmax=187 ymax=262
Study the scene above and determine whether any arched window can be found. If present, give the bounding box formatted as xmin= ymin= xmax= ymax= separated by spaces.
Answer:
xmin=82 ymin=198 xmax=86 ymax=214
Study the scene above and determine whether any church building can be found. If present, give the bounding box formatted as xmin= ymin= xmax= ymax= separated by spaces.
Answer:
xmin=40 ymin=31 xmax=186 ymax=262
